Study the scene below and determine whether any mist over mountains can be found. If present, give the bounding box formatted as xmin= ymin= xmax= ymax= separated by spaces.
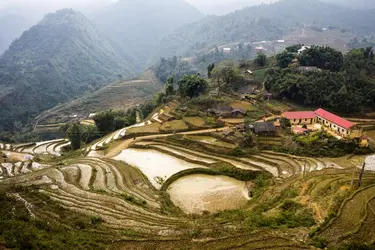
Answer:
xmin=91 ymin=0 xmax=204 ymax=67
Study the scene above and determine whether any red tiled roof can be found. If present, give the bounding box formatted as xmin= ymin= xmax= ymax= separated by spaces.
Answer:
xmin=283 ymin=111 xmax=316 ymax=120
xmin=314 ymin=108 xmax=354 ymax=130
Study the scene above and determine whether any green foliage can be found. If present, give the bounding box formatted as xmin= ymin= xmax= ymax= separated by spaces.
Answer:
xmin=340 ymin=242 xmax=375 ymax=250
xmin=255 ymin=54 xmax=267 ymax=67
xmin=207 ymin=63 xmax=215 ymax=78
xmin=94 ymin=110 xmax=136 ymax=134
xmin=211 ymin=60 xmax=241 ymax=87
xmin=0 ymin=191 xmax=106 ymax=249
xmin=265 ymin=46 xmax=375 ymax=112
xmin=280 ymin=117 xmax=291 ymax=129
xmin=276 ymin=51 xmax=294 ymax=68
xmin=311 ymin=236 xmax=328 ymax=248
xmin=299 ymin=46 xmax=343 ymax=72
xmin=286 ymin=44 xmax=303 ymax=53
xmin=94 ymin=111 xmax=116 ymax=133
xmin=67 ymin=123 xmax=81 ymax=150
xmin=242 ymin=131 xmax=255 ymax=147
xmin=165 ymin=75 xmax=175 ymax=96
xmin=282 ymin=131 xmax=360 ymax=157
xmin=348 ymin=38 xmax=375 ymax=49
xmin=154 ymin=57 xmax=198 ymax=83
xmin=90 ymin=216 xmax=103 ymax=225
xmin=178 ymin=75 xmax=208 ymax=98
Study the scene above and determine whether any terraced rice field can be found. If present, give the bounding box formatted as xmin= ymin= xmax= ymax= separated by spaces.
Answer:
xmin=3 ymin=120 xmax=375 ymax=248
xmin=168 ymin=174 xmax=250 ymax=214
xmin=10 ymin=139 xmax=70 ymax=156
xmin=113 ymin=148 xmax=206 ymax=189
xmin=184 ymin=135 xmax=236 ymax=149
xmin=183 ymin=117 xmax=206 ymax=127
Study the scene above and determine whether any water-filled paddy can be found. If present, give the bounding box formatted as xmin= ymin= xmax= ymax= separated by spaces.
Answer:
xmin=113 ymin=149 xmax=205 ymax=189
xmin=168 ymin=174 xmax=250 ymax=214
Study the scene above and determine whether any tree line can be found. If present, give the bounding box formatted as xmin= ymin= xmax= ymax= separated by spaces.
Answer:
xmin=266 ymin=46 xmax=375 ymax=113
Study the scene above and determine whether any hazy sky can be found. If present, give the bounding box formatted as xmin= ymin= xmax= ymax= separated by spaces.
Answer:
xmin=0 ymin=0 xmax=274 ymax=17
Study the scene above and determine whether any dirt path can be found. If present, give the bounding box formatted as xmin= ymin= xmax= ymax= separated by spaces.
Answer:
xmin=104 ymin=127 xmax=229 ymax=158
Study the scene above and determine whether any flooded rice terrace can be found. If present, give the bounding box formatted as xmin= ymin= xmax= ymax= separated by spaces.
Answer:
xmin=168 ymin=174 xmax=250 ymax=214
xmin=113 ymin=149 xmax=205 ymax=189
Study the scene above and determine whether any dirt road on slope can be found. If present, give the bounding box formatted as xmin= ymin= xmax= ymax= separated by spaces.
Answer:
xmin=104 ymin=127 xmax=229 ymax=158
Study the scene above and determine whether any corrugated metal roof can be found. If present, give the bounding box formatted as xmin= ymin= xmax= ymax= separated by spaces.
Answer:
xmin=314 ymin=108 xmax=354 ymax=130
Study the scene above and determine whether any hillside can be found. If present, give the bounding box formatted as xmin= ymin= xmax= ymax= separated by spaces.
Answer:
xmin=0 ymin=9 xmax=135 ymax=131
xmin=323 ymin=0 xmax=375 ymax=9
xmin=36 ymin=70 xmax=163 ymax=125
xmin=92 ymin=0 xmax=204 ymax=68
xmin=0 ymin=15 xmax=33 ymax=55
xmin=154 ymin=0 xmax=375 ymax=59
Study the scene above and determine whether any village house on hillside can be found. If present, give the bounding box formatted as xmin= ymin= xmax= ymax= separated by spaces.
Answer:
xmin=283 ymin=111 xmax=316 ymax=125
xmin=282 ymin=108 xmax=363 ymax=139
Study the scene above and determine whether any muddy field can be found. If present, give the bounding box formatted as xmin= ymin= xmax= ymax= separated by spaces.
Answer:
xmin=167 ymin=174 xmax=250 ymax=214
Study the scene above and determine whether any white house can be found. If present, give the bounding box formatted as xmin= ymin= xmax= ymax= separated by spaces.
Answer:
xmin=223 ymin=48 xmax=231 ymax=53
xmin=298 ymin=46 xmax=311 ymax=54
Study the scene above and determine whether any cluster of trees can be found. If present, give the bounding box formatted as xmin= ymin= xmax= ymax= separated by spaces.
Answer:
xmin=177 ymin=75 xmax=207 ymax=98
xmin=60 ymin=123 xmax=101 ymax=150
xmin=299 ymin=46 xmax=344 ymax=72
xmin=266 ymin=46 xmax=375 ymax=112
xmin=60 ymin=109 xmax=137 ymax=150
xmin=154 ymin=57 xmax=198 ymax=83
xmin=194 ymin=43 xmax=254 ymax=66
xmin=255 ymin=54 xmax=267 ymax=67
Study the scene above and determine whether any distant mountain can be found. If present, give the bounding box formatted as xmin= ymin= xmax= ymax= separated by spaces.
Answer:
xmin=0 ymin=9 xmax=134 ymax=131
xmin=154 ymin=0 xmax=375 ymax=59
xmin=0 ymin=15 xmax=33 ymax=55
xmin=92 ymin=0 xmax=204 ymax=68
xmin=322 ymin=0 xmax=374 ymax=9
xmin=187 ymin=0 xmax=274 ymax=15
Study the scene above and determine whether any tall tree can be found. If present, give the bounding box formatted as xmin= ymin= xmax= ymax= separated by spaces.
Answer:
xmin=255 ymin=54 xmax=267 ymax=67
xmin=207 ymin=63 xmax=215 ymax=78
xmin=93 ymin=111 xmax=116 ymax=133
xmin=67 ymin=123 xmax=81 ymax=150
xmin=178 ymin=75 xmax=208 ymax=98
xmin=276 ymin=51 xmax=295 ymax=68
xmin=165 ymin=75 xmax=175 ymax=96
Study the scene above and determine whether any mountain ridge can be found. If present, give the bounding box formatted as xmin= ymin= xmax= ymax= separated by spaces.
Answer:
xmin=154 ymin=0 xmax=375 ymax=60
xmin=0 ymin=9 xmax=134 ymax=131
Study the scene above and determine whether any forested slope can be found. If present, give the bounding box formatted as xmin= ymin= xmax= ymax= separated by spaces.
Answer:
xmin=0 ymin=9 xmax=134 ymax=131
xmin=155 ymin=0 xmax=375 ymax=59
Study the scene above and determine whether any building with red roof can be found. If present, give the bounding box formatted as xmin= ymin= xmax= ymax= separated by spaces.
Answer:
xmin=314 ymin=108 xmax=361 ymax=138
xmin=282 ymin=108 xmax=363 ymax=138
xmin=282 ymin=111 xmax=316 ymax=125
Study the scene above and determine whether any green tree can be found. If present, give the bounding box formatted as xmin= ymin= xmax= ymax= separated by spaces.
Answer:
xmin=276 ymin=51 xmax=294 ymax=68
xmin=280 ymin=117 xmax=291 ymax=129
xmin=178 ymin=75 xmax=208 ymax=98
xmin=67 ymin=123 xmax=81 ymax=150
xmin=243 ymin=131 xmax=255 ymax=147
xmin=255 ymin=54 xmax=267 ymax=67
xmin=93 ymin=111 xmax=116 ymax=133
xmin=165 ymin=75 xmax=174 ymax=96
xmin=299 ymin=46 xmax=343 ymax=72
xmin=285 ymin=44 xmax=303 ymax=53
xmin=155 ymin=92 xmax=166 ymax=106
xmin=211 ymin=60 xmax=240 ymax=87
xmin=207 ymin=63 xmax=215 ymax=78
